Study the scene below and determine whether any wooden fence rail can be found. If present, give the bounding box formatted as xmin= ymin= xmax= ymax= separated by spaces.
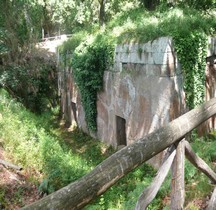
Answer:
xmin=21 ymin=97 xmax=216 ymax=210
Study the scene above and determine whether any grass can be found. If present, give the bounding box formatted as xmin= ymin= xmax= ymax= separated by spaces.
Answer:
xmin=0 ymin=89 xmax=157 ymax=208
xmin=184 ymin=136 xmax=216 ymax=208
xmin=0 ymin=88 xmax=216 ymax=209
xmin=0 ymin=88 xmax=113 ymax=193
xmin=109 ymin=6 xmax=216 ymax=44
xmin=61 ymin=6 xmax=216 ymax=54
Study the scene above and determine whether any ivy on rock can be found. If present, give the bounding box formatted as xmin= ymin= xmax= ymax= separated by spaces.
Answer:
xmin=174 ymin=31 xmax=207 ymax=110
xmin=71 ymin=34 xmax=114 ymax=131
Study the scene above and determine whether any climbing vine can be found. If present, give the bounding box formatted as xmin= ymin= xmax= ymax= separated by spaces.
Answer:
xmin=71 ymin=34 xmax=114 ymax=131
xmin=174 ymin=31 xmax=207 ymax=109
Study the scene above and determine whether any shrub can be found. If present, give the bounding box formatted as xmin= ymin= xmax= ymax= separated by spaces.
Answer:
xmin=0 ymin=50 xmax=58 ymax=113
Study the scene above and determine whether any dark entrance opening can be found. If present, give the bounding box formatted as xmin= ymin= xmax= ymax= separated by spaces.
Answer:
xmin=116 ymin=116 xmax=127 ymax=146
xmin=71 ymin=102 xmax=78 ymax=124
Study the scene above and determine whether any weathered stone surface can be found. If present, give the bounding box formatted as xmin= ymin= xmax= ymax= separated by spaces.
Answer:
xmin=170 ymin=97 xmax=181 ymax=120
xmin=96 ymin=101 xmax=109 ymax=142
xmin=127 ymin=95 xmax=151 ymax=145
xmin=115 ymin=37 xmax=177 ymax=66
xmin=58 ymin=36 xmax=185 ymax=167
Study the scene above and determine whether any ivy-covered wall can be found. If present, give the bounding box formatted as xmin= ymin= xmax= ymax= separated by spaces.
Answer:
xmin=58 ymin=37 xmax=185 ymax=152
xmin=58 ymin=36 xmax=216 ymax=149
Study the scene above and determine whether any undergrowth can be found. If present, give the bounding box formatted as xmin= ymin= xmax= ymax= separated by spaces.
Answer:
xmin=0 ymin=89 xmax=108 ymax=193
xmin=0 ymin=48 xmax=58 ymax=113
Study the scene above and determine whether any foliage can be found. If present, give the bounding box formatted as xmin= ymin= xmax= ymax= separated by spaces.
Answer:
xmin=36 ymin=0 xmax=141 ymax=33
xmin=0 ymin=89 xmax=157 ymax=208
xmin=184 ymin=136 xmax=216 ymax=206
xmin=177 ymin=0 xmax=216 ymax=10
xmin=0 ymin=0 xmax=45 ymax=63
xmin=69 ymin=33 xmax=114 ymax=131
xmin=174 ymin=32 xmax=207 ymax=109
xmin=107 ymin=6 xmax=216 ymax=43
xmin=58 ymin=30 xmax=89 ymax=58
xmin=0 ymin=89 xmax=110 ymax=193
xmin=59 ymin=6 xmax=216 ymax=130
xmin=0 ymin=0 xmax=60 ymax=113
xmin=0 ymin=50 xmax=58 ymax=113
xmin=138 ymin=0 xmax=216 ymax=11
xmin=86 ymin=164 xmax=157 ymax=210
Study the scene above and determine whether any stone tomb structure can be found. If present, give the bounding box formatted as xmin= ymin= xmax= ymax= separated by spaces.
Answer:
xmin=59 ymin=37 xmax=185 ymax=160
xmin=57 ymin=36 xmax=216 ymax=166
xmin=59 ymin=37 xmax=216 ymax=166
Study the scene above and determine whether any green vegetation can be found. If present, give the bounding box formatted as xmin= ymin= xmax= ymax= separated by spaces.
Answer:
xmin=174 ymin=32 xmax=207 ymax=108
xmin=59 ymin=32 xmax=114 ymax=131
xmin=108 ymin=7 xmax=215 ymax=109
xmin=0 ymin=52 xmax=58 ymax=113
xmin=184 ymin=136 xmax=216 ymax=208
xmin=0 ymin=89 xmax=156 ymax=208
xmin=1 ymin=0 xmax=216 ymax=209
xmin=0 ymin=89 xmax=106 ymax=192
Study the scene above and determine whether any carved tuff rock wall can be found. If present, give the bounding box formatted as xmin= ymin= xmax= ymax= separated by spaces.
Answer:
xmin=97 ymin=37 xmax=185 ymax=148
xmin=58 ymin=37 xmax=185 ymax=151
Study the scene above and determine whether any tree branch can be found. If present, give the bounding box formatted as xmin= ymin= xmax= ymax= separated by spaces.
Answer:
xmin=0 ymin=159 xmax=22 ymax=171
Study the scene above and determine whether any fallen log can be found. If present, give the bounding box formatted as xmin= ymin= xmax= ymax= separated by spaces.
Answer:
xmin=0 ymin=159 xmax=22 ymax=171
xmin=21 ymin=97 xmax=216 ymax=210
xmin=135 ymin=145 xmax=176 ymax=210
xmin=184 ymin=140 xmax=216 ymax=183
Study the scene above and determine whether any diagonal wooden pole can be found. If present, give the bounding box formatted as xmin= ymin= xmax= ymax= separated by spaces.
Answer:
xmin=207 ymin=187 xmax=216 ymax=210
xmin=184 ymin=140 xmax=216 ymax=183
xmin=135 ymin=145 xmax=176 ymax=210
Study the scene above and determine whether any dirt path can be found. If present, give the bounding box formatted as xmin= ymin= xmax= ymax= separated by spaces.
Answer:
xmin=0 ymin=147 xmax=40 ymax=209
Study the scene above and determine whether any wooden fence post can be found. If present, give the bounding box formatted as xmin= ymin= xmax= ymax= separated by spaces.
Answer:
xmin=171 ymin=140 xmax=185 ymax=209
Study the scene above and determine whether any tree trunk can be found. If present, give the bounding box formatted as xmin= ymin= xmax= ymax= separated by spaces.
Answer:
xmin=184 ymin=140 xmax=216 ymax=183
xmin=21 ymin=97 xmax=216 ymax=210
xmin=171 ymin=140 xmax=185 ymax=209
xmin=99 ymin=0 xmax=106 ymax=27
xmin=135 ymin=145 xmax=176 ymax=210
xmin=142 ymin=0 xmax=160 ymax=11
